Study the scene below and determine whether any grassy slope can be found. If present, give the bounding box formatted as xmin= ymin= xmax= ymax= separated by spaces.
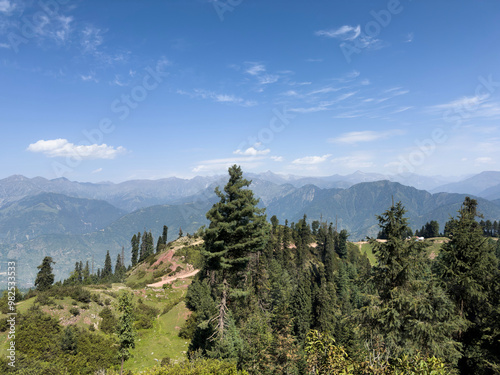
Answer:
xmin=0 ymin=236 xmax=202 ymax=370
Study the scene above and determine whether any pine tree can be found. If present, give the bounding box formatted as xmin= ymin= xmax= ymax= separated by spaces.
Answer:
xmin=102 ymin=250 xmax=113 ymax=280
xmin=162 ymin=225 xmax=168 ymax=244
xmin=83 ymin=261 xmax=90 ymax=284
xmin=156 ymin=236 xmax=163 ymax=254
xmin=201 ymin=165 xmax=268 ymax=340
xmin=34 ymin=256 xmax=55 ymax=291
xmin=117 ymin=292 xmax=135 ymax=375
xmin=436 ymin=197 xmax=500 ymax=373
xmin=360 ymin=201 xmax=463 ymax=364
xmin=335 ymin=229 xmax=349 ymax=259
xmin=131 ymin=234 xmax=139 ymax=267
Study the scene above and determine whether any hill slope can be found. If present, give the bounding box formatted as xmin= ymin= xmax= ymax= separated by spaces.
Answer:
xmin=0 ymin=192 xmax=125 ymax=243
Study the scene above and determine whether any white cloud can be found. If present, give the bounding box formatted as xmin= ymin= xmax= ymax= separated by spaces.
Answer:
xmin=92 ymin=168 xmax=103 ymax=174
xmin=178 ymin=89 xmax=257 ymax=107
xmin=475 ymin=156 xmax=494 ymax=165
xmin=0 ymin=0 xmax=14 ymax=13
xmin=391 ymin=106 xmax=413 ymax=114
xmin=0 ymin=42 xmax=10 ymax=49
xmin=192 ymin=156 xmax=266 ymax=173
xmin=244 ymin=62 xmax=280 ymax=86
xmin=405 ymin=32 xmax=414 ymax=43
xmin=246 ymin=63 xmax=266 ymax=76
xmin=292 ymin=154 xmax=331 ymax=165
xmin=307 ymin=87 xmax=341 ymax=95
xmin=27 ymin=139 xmax=126 ymax=159
xmin=316 ymin=25 xmax=361 ymax=41
xmin=331 ymin=155 xmax=374 ymax=169
xmin=431 ymin=94 xmax=488 ymax=111
xmin=81 ymin=72 xmax=98 ymax=83
xmin=329 ymin=130 xmax=401 ymax=144
xmin=81 ymin=25 xmax=104 ymax=54
xmin=271 ymin=156 xmax=284 ymax=162
xmin=233 ymin=147 xmax=270 ymax=156
xmin=290 ymin=91 xmax=357 ymax=113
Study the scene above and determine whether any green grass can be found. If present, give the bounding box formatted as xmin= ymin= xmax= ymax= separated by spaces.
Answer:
xmin=125 ymin=301 xmax=190 ymax=372
xmin=360 ymin=242 xmax=376 ymax=265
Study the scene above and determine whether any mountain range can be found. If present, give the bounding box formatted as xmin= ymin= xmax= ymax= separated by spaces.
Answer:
xmin=2 ymin=170 xmax=500 ymax=287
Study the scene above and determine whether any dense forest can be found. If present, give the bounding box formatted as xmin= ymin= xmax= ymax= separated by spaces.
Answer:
xmin=1 ymin=165 xmax=499 ymax=374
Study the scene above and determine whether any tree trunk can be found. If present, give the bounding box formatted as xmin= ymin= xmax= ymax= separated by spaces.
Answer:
xmin=120 ymin=356 xmax=124 ymax=375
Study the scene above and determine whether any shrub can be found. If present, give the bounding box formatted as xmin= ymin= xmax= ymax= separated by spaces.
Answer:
xmin=98 ymin=307 xmax=117 ymax=334
xmin=69 ymin=307 xmax=80 ymax=316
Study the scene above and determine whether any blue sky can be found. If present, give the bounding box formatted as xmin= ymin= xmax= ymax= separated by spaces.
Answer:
xmin=1 ymin=0 xmax=500 ymax=182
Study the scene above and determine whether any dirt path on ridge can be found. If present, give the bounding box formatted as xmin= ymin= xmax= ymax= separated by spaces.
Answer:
xmin=146 ymin=239 xmax=202 ymax=288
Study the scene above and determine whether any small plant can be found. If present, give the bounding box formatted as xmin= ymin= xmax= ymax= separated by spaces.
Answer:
xmin=69 ymin=307 xmax=80 ymax=316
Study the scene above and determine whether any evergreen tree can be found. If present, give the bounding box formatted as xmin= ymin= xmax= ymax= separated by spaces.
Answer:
xmin=291 ymin=273 xmax=312 ymax=341
xmin=162 ymin=225 xmax=168 ymax=244
xmin=436 ymin=197 xmax=500 ymax=373
xmin=34 ymin=256 xmax=55 ymax=291
xmin=131 ymin=234 xmax=139 ymax=267
xmin=115 ymin=254 xmax=125 ymax=280
xmin=335 ymin=229 xmax=349 ymax=259
xmin=83 ymin=261 xmax=90 ymax=284
xmin=139 ymin=230 xmax=147 ymax=262
xmin=156 ymin=236 xmax=163 ymax=254
xmin=360 ymin=201 xmax=463 ymax=365
xmin=201 ymin=165 xmax=268 ymax=340
xmin=102 ymin=250 xmax=113 ymax=280
xmin=117 ymin=292 xmax=135 ymax=375
xmin=178 ymin=227 xmax=183 ymax=239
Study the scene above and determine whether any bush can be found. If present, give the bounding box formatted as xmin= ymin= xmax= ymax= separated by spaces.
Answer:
xmin=134 ymin=299 xmax=159 ymax=330
xmin=99 ymin=306 xmax=117 ymax=334
xmin=69 ymin=307 xmax=80 ymax=316
xmin=35 ymin=293 xmax=55 ymax=306
xmin=153 ymin=270 xmax=165 ymax=279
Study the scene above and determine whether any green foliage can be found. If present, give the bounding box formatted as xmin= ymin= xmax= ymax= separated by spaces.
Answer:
xmin=108 ymin=358 xmax=248 ymax=375
xmin=435 ymin=197 xmax=500 ymax=374
xmin=361 ymin=201 xmax=464 ymax=364
xmin=34 ymin=256 xmax=55 ymax=291
xmin=69 ymin=306 xmax=80 ymax=316
xmin=134 ymin=299 xmax=160 ymax=329
xmin=99 ymin=306 xmax=117 ymax=334
xmin=117 ymin=292 xmax=136 ymax=365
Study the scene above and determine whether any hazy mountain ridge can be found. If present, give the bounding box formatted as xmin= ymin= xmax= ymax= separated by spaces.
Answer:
xmin=0 ymin=192 xmax=126 ymax=244
xmin=3 ymin=171 xmax=500 ymax=286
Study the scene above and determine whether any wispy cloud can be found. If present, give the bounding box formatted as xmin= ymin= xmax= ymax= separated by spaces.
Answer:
xmin=329 ymin=130 xmax=402 ymax=144
xmin=92 ymin=168 xmax=103 ymax=174
xmin=0 ymin=42 xmax=10 ymax=49
xmin=475 ymin=156 xmax=493 ymax=165
xmin=316 ymin=25 xmax=361 ymax=41
xmin=244 ymin=62 xmax=279 ymax=86
xmin=27 ymin=139 xmax=126 ymax=159
xmin=429 ymin=94 xmax=500 ymax=120
xmin=292 ymin=154 xmax=331 ymax=165
xmin=271 ymin=156 xmax=284 ymax=162
xmin=81 ymin=25 xmax=104 ymax=54
xmin=80 ymin=72 xmax=98 ymax=83
xmin=405 ymin=32 xmax=414 ymax=43
xmin=0 ymin=0 xmax=15 ymax=13
xmin=330 ymin=154 xmax=375 ymax=169
xmin=290 ymin=91 xmax=357 ymax=113
xmin=233 ymin=147 xmax=270 ymax=156
xmin=192 ymin=156 xmax=266 ymax=173
xmin=177 ymin=89 xmax=257 ymax=107
xmin=316 ymin=25 xmax=383 ymax=50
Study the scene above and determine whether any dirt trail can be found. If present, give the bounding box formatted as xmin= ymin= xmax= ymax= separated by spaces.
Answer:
xmin=146 ymin=239 xmax=202 ymax=288
xmin=147 ymin=268 xmax=199 ymax=288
